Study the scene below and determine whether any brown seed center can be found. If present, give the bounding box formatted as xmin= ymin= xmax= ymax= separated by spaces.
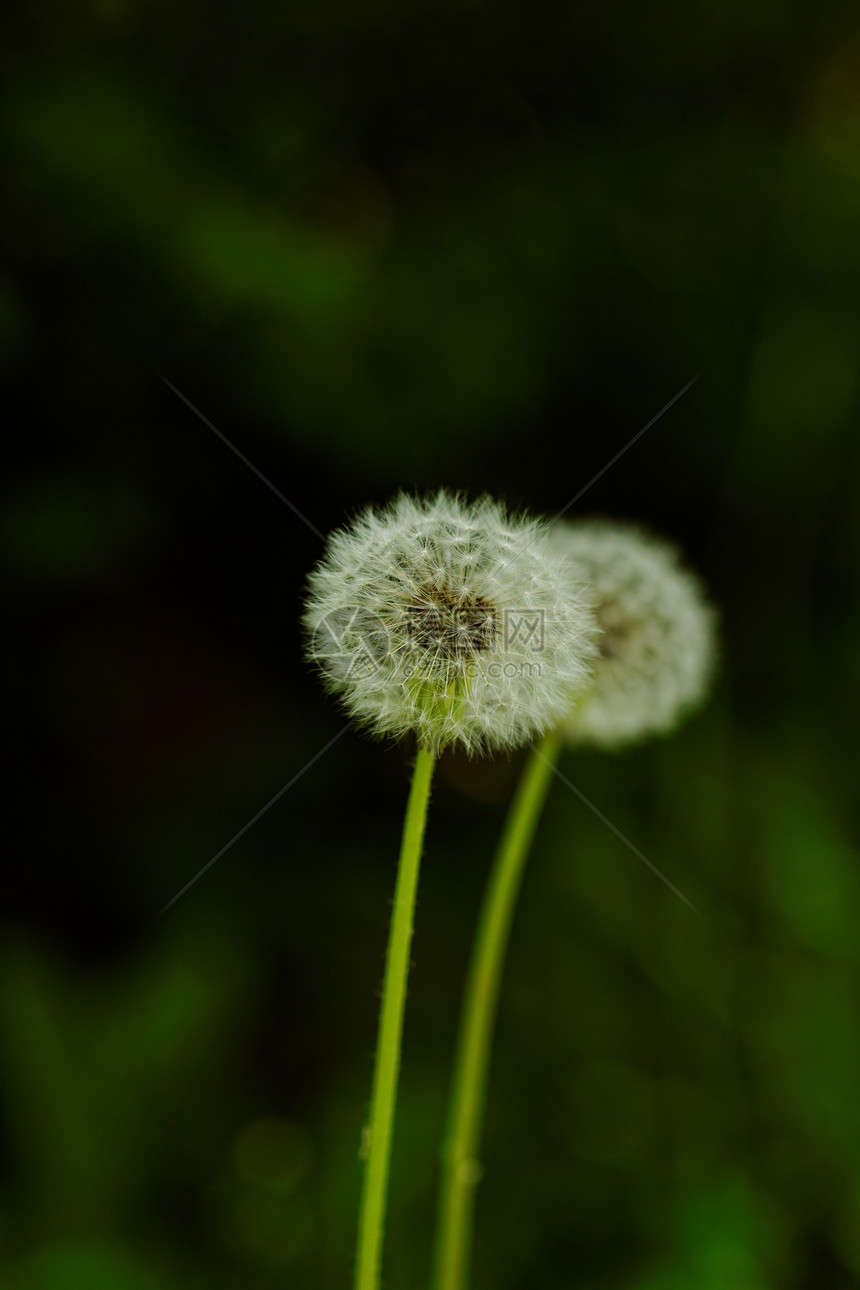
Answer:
xmin=404 ymin=586 xmax=499 ymax=659
xmin=596 ymin=602 xmax=637 ymax=662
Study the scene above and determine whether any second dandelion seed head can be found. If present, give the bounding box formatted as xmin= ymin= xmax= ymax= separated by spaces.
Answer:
xmin=551 ymin=519 xmax=717 ymax=748
xmin=304 ymin=491 xmax=598 ymax=755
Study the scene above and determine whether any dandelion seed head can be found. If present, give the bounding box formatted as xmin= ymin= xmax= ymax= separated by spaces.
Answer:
xmin=551 ymin=520 xmax=717 ymax=748
xmin=304 ymin=491 xmax=598 ymax=755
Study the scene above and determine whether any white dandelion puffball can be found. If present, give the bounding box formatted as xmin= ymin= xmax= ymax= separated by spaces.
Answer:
xmin=304 ymin=491 xmax=597 ymax=755
xmin=551 ymin=520 xmax=717 ymax=748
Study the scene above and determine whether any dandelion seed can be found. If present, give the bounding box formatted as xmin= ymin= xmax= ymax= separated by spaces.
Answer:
xmin=550 ymin=519 xmax=717 ymax=748
xmin=304 ymin=491 xmax=597 ymax=755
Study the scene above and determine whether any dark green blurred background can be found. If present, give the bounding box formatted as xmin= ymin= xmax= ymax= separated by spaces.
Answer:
xmin=3 ymin=2 xmax=860 ymax=1287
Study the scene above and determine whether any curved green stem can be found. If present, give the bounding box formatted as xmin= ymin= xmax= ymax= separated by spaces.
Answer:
xmin=355 ymin=744 xmax=436 ymax=1290
xmin=433 ymin=728 xmax=562 ymax=1290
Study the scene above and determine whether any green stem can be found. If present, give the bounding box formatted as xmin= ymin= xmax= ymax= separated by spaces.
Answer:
xmin=355 ymin=744 xmax=436 ymax=1290
xmin=432 ymin=728 xmax=562 ymax=1290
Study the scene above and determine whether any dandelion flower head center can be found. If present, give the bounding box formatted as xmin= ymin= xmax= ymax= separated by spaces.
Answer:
xmin=403 ymin=582 xmax=500 ymax=663
xmin=594 ymin=597 xmax=647 ymax=666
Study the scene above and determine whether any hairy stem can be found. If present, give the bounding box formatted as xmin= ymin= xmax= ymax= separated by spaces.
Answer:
xmin=433 ymin=728 xmax=561 ymax=1290
xmin=354 ymin=744 xmax=436 ymax=1290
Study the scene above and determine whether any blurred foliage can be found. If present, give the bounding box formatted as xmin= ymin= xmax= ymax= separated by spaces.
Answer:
xmin=3 ymin=0 xmax=860 ymax=1287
